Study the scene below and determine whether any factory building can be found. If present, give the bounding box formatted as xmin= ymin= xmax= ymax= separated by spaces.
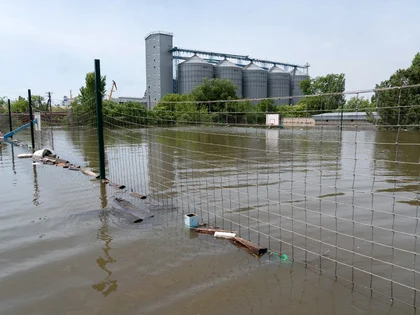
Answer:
xmin=144 ymin=31 xmax=309 ymax=109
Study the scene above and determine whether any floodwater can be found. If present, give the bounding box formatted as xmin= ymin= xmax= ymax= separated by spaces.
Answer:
xmin=0 ymin=125 xmax=419 ymax=315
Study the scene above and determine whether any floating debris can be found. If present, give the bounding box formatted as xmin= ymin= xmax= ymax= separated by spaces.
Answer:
xmin=214 ymin=231 xmax=236 ymax=239
xmin=184 ymin=213 xmax=199 ymax=228
xmin=80 ymin=168 xmax=99 ymax=178
xmin=268 ymin=249 xmax=290 ymax=262
xmin=192 ymin=226 xmax=267 ymax=257
xmin=130 ymin=192 xmax=147 ymax=200
xmin=18 ymin=153 xmax=33 ymax=159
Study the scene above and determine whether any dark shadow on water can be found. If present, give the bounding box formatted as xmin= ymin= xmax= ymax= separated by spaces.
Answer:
xmin=32 ymin=164 xmax=40 ymax=206
xmin=11 ymin=145 xmax=16 ymax=174
xmin=92 ymin=183 xmax=118 ymax=297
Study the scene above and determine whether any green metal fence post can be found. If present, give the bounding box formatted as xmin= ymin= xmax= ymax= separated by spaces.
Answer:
xmin=7 ymin=99 xmax=13 ymax=138
xmin=28 ymin=89 xmax=35 ymax=152
xmin=94 ymin=59 xmax=106 ymax=180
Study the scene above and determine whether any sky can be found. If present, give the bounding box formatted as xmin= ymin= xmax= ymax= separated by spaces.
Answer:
xmin=0 ymin=0 xmax=418 ymax=104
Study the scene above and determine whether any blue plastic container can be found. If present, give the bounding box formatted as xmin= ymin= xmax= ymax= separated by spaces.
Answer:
xmin=184 ymin=213 xmax=199 ymax=228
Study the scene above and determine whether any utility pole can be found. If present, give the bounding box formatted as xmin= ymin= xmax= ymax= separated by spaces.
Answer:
xmin=7 ymin=99 xmax=13 ymax=138
xmin=46 ymin=92 xmax=52 ymax=112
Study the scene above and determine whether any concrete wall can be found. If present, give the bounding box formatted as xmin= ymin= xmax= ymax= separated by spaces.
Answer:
xmin=281 ymin=118 xmax=315 ymax=126
xmin=281 ymin=117 xmax=377 ymax=128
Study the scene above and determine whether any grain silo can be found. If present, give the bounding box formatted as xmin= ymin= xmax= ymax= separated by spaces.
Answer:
xmin=268 ymin=66 xmax=291 ymax=105
xmin=178 ymin=55 xmax=214 ymax=94
xmin=290 ymin=69 xmax=309 ymax=104
xmin=242 ymin=62 xmax=267 ymax=101
xmin=215 ymin=59 xmax=242 ymax=98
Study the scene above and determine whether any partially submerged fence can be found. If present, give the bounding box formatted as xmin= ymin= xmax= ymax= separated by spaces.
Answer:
xmin=2 ymin=61 xmax=419 ymax=309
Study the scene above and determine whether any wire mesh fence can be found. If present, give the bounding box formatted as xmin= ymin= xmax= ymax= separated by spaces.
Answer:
xmin=2 ymin=85 xmax=419 ymax=308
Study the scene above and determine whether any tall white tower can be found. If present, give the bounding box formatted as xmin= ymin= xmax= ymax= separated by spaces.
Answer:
xmin=145 ymin=31 xmax=173 ymax=109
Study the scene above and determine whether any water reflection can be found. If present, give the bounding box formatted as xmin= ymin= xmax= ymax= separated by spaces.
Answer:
xmin=92 ymin=183 xmax=118 ymax=297
xmin=375 ymin=130 xmax=420 ymax=178
xmin=11 ymin=145 xmax=16 ymax=175
xmin=32 ymin=164 xmax=40 ymax=206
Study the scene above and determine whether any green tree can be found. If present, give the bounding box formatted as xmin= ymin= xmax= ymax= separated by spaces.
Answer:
xmin=0 ymin=97 xmax=6 ymax=114
xmin=191 ymin=78 xmax=238 ymax=112
xmin=299 ymin=73 xmax=346 ymax=114
xmin=153 ymin=94 xmax=194 ymax=125
xmin=344 ymin=96 xmax=373 ymax=111
xmin=31 ymin=95 xmax=48 ymax=111
xmin=257 ymin=99 xmax=276 ymax=113
xmin=103 ymin=101 xmax=150 ymax=126
xmin=11 ymin=96 xmax=28 ymax=113
xmin=75 ymin=72 xmax=107 ymax=112
xmin=373 ymin=53 xmax=420 ymax=129
xmin=278 ymin=103 xmax=307 ymax=118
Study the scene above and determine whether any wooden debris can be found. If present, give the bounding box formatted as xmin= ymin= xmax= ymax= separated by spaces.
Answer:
xmin=192 ymin=226 xmax=267 ymax=257
xmin=44 ymin=157 xmax=69 ymax=164
xmin=41 ymin=157 xmax=56 ymax=165
xmin=62 ymin=165 xmax=69 ymax=169
xmin=68 ymin=166 xmax=80 ymax=171
xmin=56 ymin=162 xmax=67 ymax=167
xmin=231 ymin=237 xmax=268 ymax=257
xmin=42 ymin=159 xmax=55 ymax=165
xmin=130 ymin=192 xmax=147 ymax=200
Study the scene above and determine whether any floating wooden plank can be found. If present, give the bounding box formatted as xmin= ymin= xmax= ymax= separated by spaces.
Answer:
xmin=17 ymin=153 xmax=33 ymax=159
xmin=231 ymin=237 xmax=268 ymax=257
xmin=68 ymin=166 xmax=80 ymax=171
xmin=130 ymin=192 xmax=147 ymax=200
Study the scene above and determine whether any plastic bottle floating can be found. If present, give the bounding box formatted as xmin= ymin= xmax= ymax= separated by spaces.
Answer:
xmin=268 ymin=250 xmax=290 ymax=262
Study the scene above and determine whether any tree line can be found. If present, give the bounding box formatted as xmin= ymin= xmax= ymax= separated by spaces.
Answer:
xmin=0 ymin=95 xmax=66 ymax=113
xmin=2 ymin=52 xmax=418 ymax=129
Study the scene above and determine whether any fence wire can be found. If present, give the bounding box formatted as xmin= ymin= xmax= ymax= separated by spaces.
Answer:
xmin=97 ymin=86 xmax=419 ymax=308
xmin=2 ymin=85 xmax=419 ymax=308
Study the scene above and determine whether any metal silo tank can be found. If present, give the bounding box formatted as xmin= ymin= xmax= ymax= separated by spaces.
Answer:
xmin=242 ymin=62 xmax=267 ymax=102
xmin=177 ymin=55 xmax=214 ymax=94
xmin=268 ymin=66 xmax=291 ymax=105
xmin=290 ymin=69 xmax=309 ymax=104
xmin=215 ymin=59 xmax=242 ymax=98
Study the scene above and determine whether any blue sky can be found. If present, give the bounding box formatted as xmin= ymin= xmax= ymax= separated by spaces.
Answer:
xmin=0 ymin=0 xmax=418 ymax=103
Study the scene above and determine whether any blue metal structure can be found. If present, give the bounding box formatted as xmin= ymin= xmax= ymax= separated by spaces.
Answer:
xmin=3 ymin=119 xmax=38 ymax=140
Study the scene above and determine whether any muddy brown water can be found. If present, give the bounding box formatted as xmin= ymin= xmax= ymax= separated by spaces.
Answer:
xmin=0 ymin=126 xmax=419 ymax=314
